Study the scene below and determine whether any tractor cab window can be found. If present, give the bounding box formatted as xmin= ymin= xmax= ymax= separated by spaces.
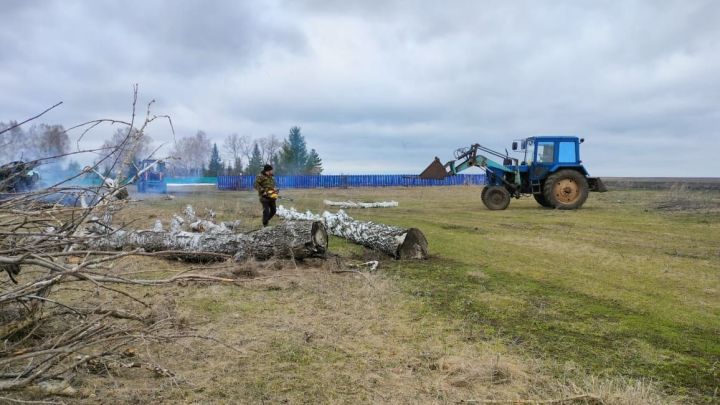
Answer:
xmin=525 ymin=139 xmax=535 ymax=163
xmin=558 ymin=141 xmax=577 ymax=163
xmin=536 ymin=141 xmax=555 ymax=164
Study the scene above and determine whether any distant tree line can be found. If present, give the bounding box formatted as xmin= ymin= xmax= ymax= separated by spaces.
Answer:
xmin=169 ymin=126 xmax=323 ymax=177
xmin=0 ymin=121 xmax=70 ymax=163
xmin=1 ymin=120 xmax=324 ymax=180
xmin=1 ymin=121 xmax=156 ymax=183
xmin=0 ymin=121 xmax=81 ymax=181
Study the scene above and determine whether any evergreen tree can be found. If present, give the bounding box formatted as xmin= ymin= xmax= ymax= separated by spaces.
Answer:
xmin=233 ymin=157 xmax=244 ymax=175
xmin=305 ymin=149 xmax=323 ymax=174
xmin=207 ymin=143 xmax=222 ymax=176
xmin=276 ymin=141 xmax=292 ymax=175
xmin=246 ymin=142 xmax=264 ymax=174
xmin=271 ymin=154 xmax=281 ymax=175
xmin=277 ymin=126 xmax=309 ymax=175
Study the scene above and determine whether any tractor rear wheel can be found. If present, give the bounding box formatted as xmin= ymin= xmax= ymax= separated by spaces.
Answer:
xmin=533 ymin=193 xmax=554 ymax=208
xmin=482 ymin=186 xmax=511 ymax=210
xmin=543 ymin=170 xmax=589 ymax=209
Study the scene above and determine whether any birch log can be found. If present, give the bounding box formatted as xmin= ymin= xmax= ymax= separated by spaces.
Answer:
xmin=323 ymin=200 xmax=398 ymax=209
xmin=277 ymin=206 xmax=428 ymax=260
xmin=87 ymin=221 xmax=328 ymax=261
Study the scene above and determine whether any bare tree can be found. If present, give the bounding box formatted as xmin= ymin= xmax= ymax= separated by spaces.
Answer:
xmin=222 ymin=133 xmax=243 ymax=162
xmin=223 ymin=133 xmax=251 ymax=172
xmin=0 ymin=123 xmax=69 ymax=163
xmin=0 ymin=123 xmax=30 ymax=162
xmin=239 ymin=135 xmax=254 ymax=164
xmin=169 ymin=131 xmax=212 ymax=176
xmin=258 ymin=134 xmax=281 ymax=164
xmin=35 ymin=124 xmax=70 ymax=159
xmin=100 ymin=127 xmax=153 ymax=176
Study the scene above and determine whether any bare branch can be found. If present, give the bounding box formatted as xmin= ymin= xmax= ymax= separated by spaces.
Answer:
xmin=0 ymin=86 xmax=249 ymax=394
xmin=0 ymin=102 xmax=63 ymax=136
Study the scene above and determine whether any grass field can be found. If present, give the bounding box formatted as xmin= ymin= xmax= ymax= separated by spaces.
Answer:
xmin=66 ymin=186 xmax=719 ymax=403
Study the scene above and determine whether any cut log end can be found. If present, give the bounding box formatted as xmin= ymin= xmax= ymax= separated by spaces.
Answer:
xmin=397 ymin=228 xmax=428 ymax=260
xmin=311 ymin=221 xmax=328 ymax=254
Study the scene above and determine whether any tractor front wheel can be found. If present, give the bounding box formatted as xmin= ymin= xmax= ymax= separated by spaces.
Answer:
xmin=543 ymin=170 xmax=589 ymax=209
xmin=482 ymin=186 xmax=511 ymax=210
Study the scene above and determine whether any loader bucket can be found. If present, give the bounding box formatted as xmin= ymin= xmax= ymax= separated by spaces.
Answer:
xmin=419 ymin=157 xmax=448 ymax=180
xmin=588 ymin=177 xmax=608 ymax=192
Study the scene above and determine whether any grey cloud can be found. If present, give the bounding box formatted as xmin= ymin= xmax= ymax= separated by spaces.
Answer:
xmin=1 ymin=0 xmax=718 ymax=176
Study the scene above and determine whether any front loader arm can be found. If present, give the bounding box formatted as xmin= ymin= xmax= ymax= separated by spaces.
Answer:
xmin=419 ymin=143 xmax=520 ymax=187
xmin=450 ymin=155 xmax=511 ymax=175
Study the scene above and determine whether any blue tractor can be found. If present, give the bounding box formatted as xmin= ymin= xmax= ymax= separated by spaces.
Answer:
xmin=420 ymin=136 xmax=606 ymax=210
xmin=136 ymin=159 xmax=168 ymax=193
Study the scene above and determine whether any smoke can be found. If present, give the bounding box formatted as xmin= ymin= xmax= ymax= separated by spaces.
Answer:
xmin=0 ymin=121 xmax=99 ymax=187
xmin=0 ymin=122 xmax=68 ymax=162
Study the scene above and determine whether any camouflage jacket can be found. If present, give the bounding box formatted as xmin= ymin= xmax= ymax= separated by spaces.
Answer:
xmin=254 ymin=173 xmax=276 ymax=198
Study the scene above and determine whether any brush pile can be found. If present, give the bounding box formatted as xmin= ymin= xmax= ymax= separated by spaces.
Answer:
xmin=0 ymin=89 xmax=243 ymax=395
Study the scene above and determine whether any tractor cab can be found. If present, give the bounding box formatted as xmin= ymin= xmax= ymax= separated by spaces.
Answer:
xmin=511 ymin=136 xmax=605 ymax=195
xmin=513 ymin=136 xmax=586 ymax=176
xmin=513 ymin=136 xmax=582 ymax=165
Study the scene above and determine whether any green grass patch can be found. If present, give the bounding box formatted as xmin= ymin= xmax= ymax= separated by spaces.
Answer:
xmin=369 ymin=188 xmax=720 ymax=401
xmin=388 ymin=258 xmax=719 ymax=398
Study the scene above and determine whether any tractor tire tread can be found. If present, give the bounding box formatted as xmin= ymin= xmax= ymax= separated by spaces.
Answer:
xmin=482 ymin=186 xmax=511 ymax=210
xmin=533 ymin=192 xmax=554 ymax=208
xmin=543 ymin=169 xmax=589 ymax=210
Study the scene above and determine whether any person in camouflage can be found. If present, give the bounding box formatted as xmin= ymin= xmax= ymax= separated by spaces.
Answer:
xmin=254 ymin=164 xmax=278 ymax=226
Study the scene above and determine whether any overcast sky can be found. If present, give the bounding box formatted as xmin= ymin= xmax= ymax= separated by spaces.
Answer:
xmin=2 ymin=0 xmax=718 ymax=176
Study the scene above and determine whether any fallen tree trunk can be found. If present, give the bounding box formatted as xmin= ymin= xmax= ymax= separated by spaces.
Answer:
xmin=323 ymin=200 xmax=398 ymax=209
xmin=87 ymin=221 xmax=328 ymax=261
xmin=324 ymin=210 xmax=427 ymax=259
xmin=278 ymin=207 xmax=428 ymax=259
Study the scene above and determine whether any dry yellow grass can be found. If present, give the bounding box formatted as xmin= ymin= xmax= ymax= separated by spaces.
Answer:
xmin=72 ymin=261 xmax=674 ymax=404
xmin=13 ymin=186 xmax=712 ymax=403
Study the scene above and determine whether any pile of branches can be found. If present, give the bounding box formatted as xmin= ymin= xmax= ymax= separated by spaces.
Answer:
xmin=0 ymin=88 xmax=229 ymax=395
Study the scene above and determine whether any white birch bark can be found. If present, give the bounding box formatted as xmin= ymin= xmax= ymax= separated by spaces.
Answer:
xmin=323 ymin=200 xmax=398 ymax=209
xmin=277 ymin=206 xmax=427 ymax=259
xmin=86 ymin=220 xmax=327 ymax=261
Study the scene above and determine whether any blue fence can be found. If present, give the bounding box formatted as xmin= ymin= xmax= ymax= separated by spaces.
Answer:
xmin=217 ymin=174 xmax=486 ymax=190
xmin=166 ymin=177 xmax=217 ymax=184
